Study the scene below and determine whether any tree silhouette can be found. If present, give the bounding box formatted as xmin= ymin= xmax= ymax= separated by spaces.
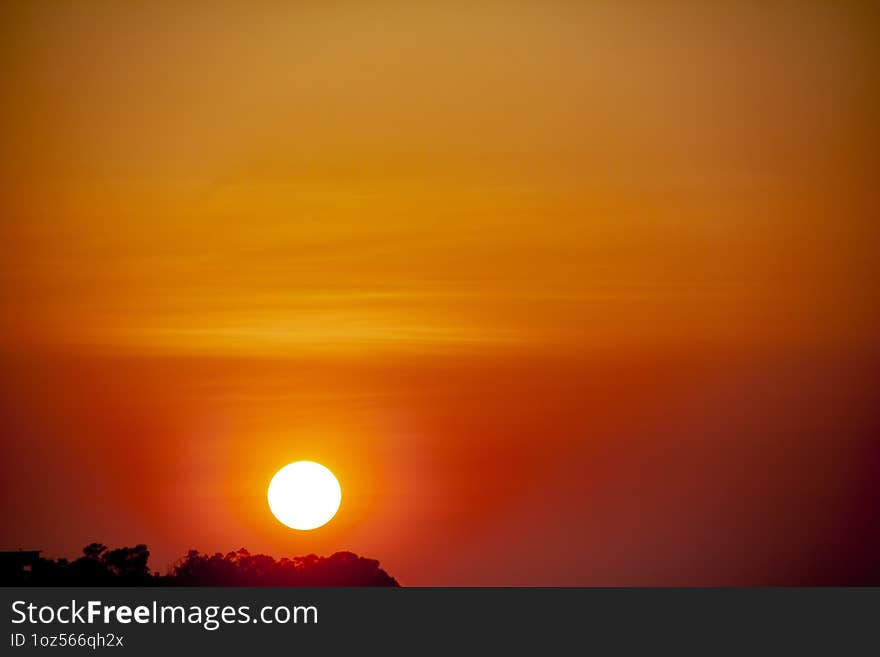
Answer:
xmin=166 ymin=548 xmax=398 ymax=586
xmin=0 ymin=544 xmax=399 ymax=586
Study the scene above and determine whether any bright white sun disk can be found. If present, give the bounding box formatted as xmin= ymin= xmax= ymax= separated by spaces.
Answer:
xmin=267 ymin=461 xmax=341 ymax=530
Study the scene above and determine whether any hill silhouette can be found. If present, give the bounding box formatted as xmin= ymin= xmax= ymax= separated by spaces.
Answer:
xmin=0 ymin=543 xmax=399 ymax=586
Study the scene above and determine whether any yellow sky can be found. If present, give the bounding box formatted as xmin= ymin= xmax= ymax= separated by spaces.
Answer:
xmin=2 ymin=0 xmax=878 ymax=356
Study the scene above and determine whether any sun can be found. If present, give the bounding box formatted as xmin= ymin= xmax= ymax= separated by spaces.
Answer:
xmin=267 ymin=461 xmax=342 ymax=530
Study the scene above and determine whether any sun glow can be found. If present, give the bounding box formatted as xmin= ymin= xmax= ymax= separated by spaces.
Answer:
xmin=267 ymin=461 xmax=342 ymax=531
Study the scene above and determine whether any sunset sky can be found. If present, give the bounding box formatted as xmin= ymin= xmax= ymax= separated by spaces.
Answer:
xmin=1 ymin=1 xmax=879 ymax=584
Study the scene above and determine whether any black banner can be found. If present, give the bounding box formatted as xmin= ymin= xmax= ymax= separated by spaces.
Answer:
xmin=1 ymin=588 xmax=876 ymax=654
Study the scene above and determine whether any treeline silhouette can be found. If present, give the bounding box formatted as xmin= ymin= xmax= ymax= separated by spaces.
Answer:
xmin=1 ymin=543 xmax=399 ymax=586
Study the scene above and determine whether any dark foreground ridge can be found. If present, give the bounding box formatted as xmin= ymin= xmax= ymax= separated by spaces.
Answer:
xmin=0 ymin=544 xmax=399 ymax=586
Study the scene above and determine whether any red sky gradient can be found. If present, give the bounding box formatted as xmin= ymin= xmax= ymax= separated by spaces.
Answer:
xmin=1 ymin=1 xmax=879 ymax=584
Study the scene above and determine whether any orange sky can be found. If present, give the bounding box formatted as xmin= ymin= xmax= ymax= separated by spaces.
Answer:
xmin=1 ymin=1 xmax=879 ymax=584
